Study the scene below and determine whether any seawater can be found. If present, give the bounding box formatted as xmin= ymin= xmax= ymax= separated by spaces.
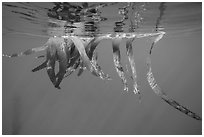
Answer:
xmin=2 ymin=2 xmax=202 ymax=135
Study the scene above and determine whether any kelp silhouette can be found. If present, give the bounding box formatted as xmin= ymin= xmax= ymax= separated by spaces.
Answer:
xmin=3 ymin=31 xmax=201 ymax=121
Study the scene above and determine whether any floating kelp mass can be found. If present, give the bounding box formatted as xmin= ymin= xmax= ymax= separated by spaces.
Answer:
xmin=3 ymin=2 xmax=201 ymax=121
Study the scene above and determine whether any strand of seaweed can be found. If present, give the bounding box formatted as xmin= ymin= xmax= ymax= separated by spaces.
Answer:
xmin=110 ymin=3 xmax=132 ymax=93
xmin=3 ymin=2 xmax=201 ymax=121
xmin=145 ymin=2 xmax=201 ymax=120
xmin=3 ymin=31 xmax=164 ymax=88
xmin=111 ymin=2 xmax=146 ymax=97
xmin=125 ymin=3 xmax=146 ymax=98
xmin=3 ymin=29 xmax=202 ymax=121
xmin=112 ymin=38 xmax=129 ymax=92
xmin=146 ymin=55 xmax=202 ymax=120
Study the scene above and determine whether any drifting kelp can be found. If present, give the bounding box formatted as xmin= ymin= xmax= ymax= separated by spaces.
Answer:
xmin=3 ymin=2 xmax=201 ymax=122
xmin=3 ymin=30 xmax=202 ymax=121
xmin=91 ymin=50 xmax=111 ymax=80
xmin=77 ymin=61 xmax=85 ymax=76
xmin=126 ymin=38 xmax=140 ymax=95
xmin=144 ymin=3 xmax=201 ymax=120
xmin=112 ymin=38 xmax=129 ymax=92
xmin=143 ymin=2 xmax=200 ymax=120
xmin=64 ymin=58 xmax=81 ymax=78
xmin=146 ymin=57 xmax=201 ymax=120
xmin=145 ymin=30 xmax=202 ymax=120
xmin=85 ymin=37 xmax=111 ymax=80
xmin=68 ymin=36 xmax=94 ymax=72
xmin=70 ymin=36 xmax=110 ymax=79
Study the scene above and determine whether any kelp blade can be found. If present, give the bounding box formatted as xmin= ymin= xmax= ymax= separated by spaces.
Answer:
xmin=126 ymin=38 xmax=140 ymax=95
xmin=146 ymin=57 xmax=201 ymax=120
xmin=69 ymin=36 xmax=95 ymax=72
xmin=112 ymin=38 xmax=129 ymax=92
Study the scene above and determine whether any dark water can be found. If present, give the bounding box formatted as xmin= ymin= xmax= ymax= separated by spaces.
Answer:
xmin=2 ymin=2 xmax=202 ymax=135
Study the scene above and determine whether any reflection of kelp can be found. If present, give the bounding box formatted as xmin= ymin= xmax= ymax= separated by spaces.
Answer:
xmin=155 ymin=2 xmax=167 ymax=32
xmin=3 ymin=30 xmax=201 ymax=121
xmin=3 ymin=2 xmax=116 ymax=38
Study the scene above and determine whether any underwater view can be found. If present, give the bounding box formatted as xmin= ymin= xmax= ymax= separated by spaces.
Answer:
xmin=2 ymin=2 xmax=202 ymax=135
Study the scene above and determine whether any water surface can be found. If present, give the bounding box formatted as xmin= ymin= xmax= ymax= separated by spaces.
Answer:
xmin=2 ymin=2 xmax=202 ymax=135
